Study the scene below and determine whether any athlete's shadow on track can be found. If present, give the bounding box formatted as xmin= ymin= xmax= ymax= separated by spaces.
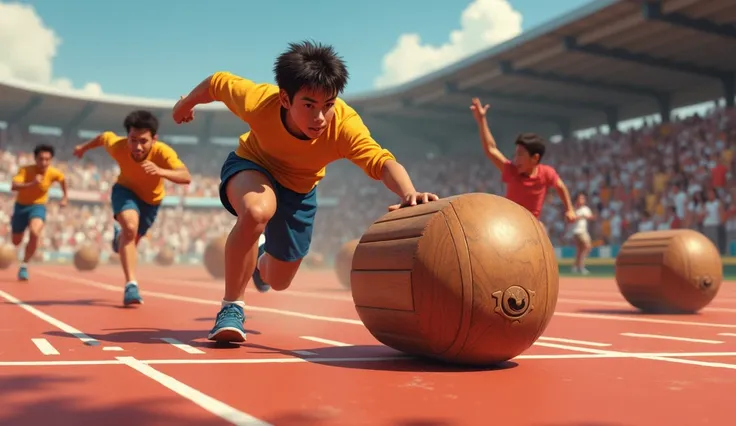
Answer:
xmin=245 ymin=342 xmax=517 ymax=373
xmin=44 ymin=327 xmax=262 ymax=350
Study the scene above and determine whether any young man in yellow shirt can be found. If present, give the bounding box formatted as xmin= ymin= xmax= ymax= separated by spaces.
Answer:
xmin=73 ymin=111 xmax=191 ymax=306
xmin=10 ymin=144 xmax=68 ymax=281
xmin=173 ymin=40 xmax=439 ymax=343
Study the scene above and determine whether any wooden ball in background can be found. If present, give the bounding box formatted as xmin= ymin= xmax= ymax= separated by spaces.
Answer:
xmin=350 ymin=193 xmax=559 ymax=366
xmin=615 ymin=229 xmax=722 ymax=313
xmin=74 ymin=244 xmax=100 ymax=272
xmin=203 ymin=235 xmax=227 ymax=279
xmin=0 ymin=244 xmax=16 ymax=270
xmin=155 ymin=246 xmax=176 ymax=267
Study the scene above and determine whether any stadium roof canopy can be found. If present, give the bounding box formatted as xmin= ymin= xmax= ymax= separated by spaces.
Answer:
xmin=0 ymin=0 xmax=734 ymax=142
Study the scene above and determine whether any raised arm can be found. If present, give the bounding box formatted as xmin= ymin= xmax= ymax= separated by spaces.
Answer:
xmin=470 ymin=97 xmax=509 ymax=171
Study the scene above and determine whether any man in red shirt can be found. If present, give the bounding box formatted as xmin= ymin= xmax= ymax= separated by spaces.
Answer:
xmin=470 ymin=97 xmax=576 ymax=223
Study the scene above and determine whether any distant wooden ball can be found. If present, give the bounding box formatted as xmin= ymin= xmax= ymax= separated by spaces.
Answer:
xmin=0 ymin=244 xmax=16 ymax=270
xmin=74 ymin=244 xmax=99 ymax=272
xmin=351 ymin=193 xmax=559 ymax=366
xmin=615 ymin=229 xmax=722 ymax=313
xmin=155 ymin=247 xmax=176 ymax=267
xmin=203 ymin=235 xmax=227 ymax=279
xmin=334 ymin=239 xmax=360 ymax=289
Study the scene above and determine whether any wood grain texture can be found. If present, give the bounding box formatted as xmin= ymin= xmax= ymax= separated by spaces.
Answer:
xmin=351 ymin=193 xmax=559 ymax=365
xmin=615 ymin=229 xmax=723 ymax=313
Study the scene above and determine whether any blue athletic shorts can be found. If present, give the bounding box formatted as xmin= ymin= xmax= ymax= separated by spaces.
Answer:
xmin=11 ymin=203 xmax=46 ymax=234
xmin=219 ymin=151 xmax=318 ymax=262
xmin=110 ymin=184 xmax=161 ymax=237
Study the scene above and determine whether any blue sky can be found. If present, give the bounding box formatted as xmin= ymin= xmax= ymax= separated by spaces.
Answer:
xmin=1 ymin=0 xmax=594 ymax=100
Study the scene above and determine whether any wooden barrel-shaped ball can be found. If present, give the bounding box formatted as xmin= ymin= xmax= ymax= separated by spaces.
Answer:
xmin=615 ymin=229 xmax=722 ymax=313
xmin=155 ymin=247 xmax=176 ymax=266
xmin=351 ymin=193 xmax=559 ymax=366
xmin=335 ymin=239 xmax=360 ymax=289
xmin=203 ymin=235 xmax=227 ymax=279
xmin=0 ymin=244 xmax=16 ymax=270
xmin=74 ymin=244 xmax=99 ymax=271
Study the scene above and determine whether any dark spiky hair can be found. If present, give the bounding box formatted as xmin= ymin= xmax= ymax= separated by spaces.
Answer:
xmin=273 ymin=40 xmax=349 ymax=100
xmin=123 ymin=110 xmax=159 ymax=136
xmin=514 ymin=133 xmax=547 ymax=162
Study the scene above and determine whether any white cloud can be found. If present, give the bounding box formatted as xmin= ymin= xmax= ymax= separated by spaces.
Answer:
xmin=374 ymin=0 xmax=523 ymax=89
xmin=0 ymin=2 xmax=103 ymax=96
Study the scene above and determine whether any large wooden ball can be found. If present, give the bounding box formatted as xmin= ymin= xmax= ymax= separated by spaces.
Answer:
xmin=335 ymin=239 xmax=360 ymax=289
xmin=351 ymin=193 xmax=559 ymax=366
xmin=155 ymin=246 xmax=176 ymax=267
xmin=615 ymin=229 xmax=722 ymax=313
xmin=203 ymin=235 xmax=227 ymax=279
xmin=74 ymin=244 xmax=99 ymax=271
xmin=0 ymin=244 xmax=16 ymax=270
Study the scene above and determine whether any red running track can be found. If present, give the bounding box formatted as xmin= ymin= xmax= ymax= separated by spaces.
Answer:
xmin=1 ymin=264 xmax=735 ymax=425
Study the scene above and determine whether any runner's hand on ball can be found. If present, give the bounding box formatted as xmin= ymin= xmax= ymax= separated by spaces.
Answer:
xmin=388 ymin=192 xmax=439 ymax=212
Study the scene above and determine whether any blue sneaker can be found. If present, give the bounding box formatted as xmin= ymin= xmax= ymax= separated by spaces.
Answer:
xmin=252 ymin=243 xmax=271 ymax=293
xmin=123 ymin=283 xmax=143 ymax=306
xmin=17 ymin=265 xmax=28 ymax=281
xmin=207 ymin=303 xmax=247 ymax=342
xmin=111 ymin=224 xmax=121 ymax=254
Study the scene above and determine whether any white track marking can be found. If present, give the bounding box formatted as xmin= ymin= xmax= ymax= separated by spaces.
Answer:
xmin=37 ymin=272 xmax=736 ymax=330
xmin=719 ymin=333 xmax=736 ymax=337
xmin=110 ymin=274 xmax=736 ymax=313
xmin=118 ymin=356 xmax=271 ymax=426
xmin=557 ymin=298 xmax=736 ymax=313
xmin=102 ymin=346 xmax=124 ymax=351
xmin=553 ymin=311 xmax=736 ymax=328
xmin=31 ymin=338 xmax=59 ymax=355
xmin=0 ymin=289 xmax=99 ymax=346
xmin=158 ymin=337 xmax=205 ymax=354
xmin=42 ymin=273 xmax=363 ymax=325
xmin=292 ymin=350 xmax=318 ymax=356
xmin=300 ymin=336 xmax=352 ymax=347
xmin=538 ymin=336 xmax=611 ymax=347
xmin=535 ymin=342 xmax=736 ymax=370
xmin=620 ymin=333 xmax=723 ymax=344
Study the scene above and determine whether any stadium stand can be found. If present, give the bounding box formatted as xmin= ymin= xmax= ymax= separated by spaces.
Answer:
xmin=0 ymin=0 xmax=734 ymax=273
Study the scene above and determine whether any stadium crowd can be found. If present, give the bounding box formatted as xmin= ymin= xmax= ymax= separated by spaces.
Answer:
xmin=0 ymin=104 xmax=734 ymax=261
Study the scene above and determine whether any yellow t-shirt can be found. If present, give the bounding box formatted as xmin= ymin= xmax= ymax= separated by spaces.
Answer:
xmin=209 ymin=71 xmax=396 ymax=194
xmin=96 ymin=132 xmax=185 ymax=205
xmin=13 ymin=165 xmax=65 ymax=205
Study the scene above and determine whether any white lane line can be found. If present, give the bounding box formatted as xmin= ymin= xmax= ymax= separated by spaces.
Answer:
xmin=31 ymin=338 xmax=59 ymax=355
xmin=37 ymin=272 xmax=736 ymax=330
xmin=538 ymin=336 xmax=611 ymax=347
xmin=158 ymin=337 xmax=205 ymax=355
xmin=292 ymin=350 xmax=318 ymax=356
xmin=104 ymin=273 xmax=736 ymax=314
xmin=557 ymin=297 xmax=736 ymax=313
xmin=42 ymin=273 xmax=363 ymax=325
xmin=535 ymin=342 xmax=736 ymax=370
xmin=117 ymin=356 xmax=272 ymax=425
xmin=718 ymin=333 xmax=736 ymax=337
xmin=300 ymin=336 xmax=353 ymax=347
xmin=102 ymin=346 xmax=124 ymax=351
xmin=0 ymin=289 xmax=99 ymax=346
xmin=620 ymin=333 xmax=723 ymax=344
